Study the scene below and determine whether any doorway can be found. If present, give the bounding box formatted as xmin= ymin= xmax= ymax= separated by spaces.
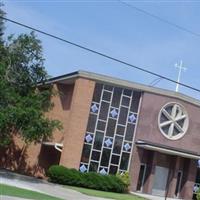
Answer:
xmin=137 ymin=163 xmax=147 ymax=192
xmin=174 ymin=170 xmax=183 ymax=198
xmin=152 ymin=166 xmax=169 ymax=196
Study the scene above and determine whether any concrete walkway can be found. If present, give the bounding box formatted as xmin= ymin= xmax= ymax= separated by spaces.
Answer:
xmin=0 ymin=170 xmax=180 ymax=200
xmin=132 ymin=192 xmax=182 ymax=200
xmin=1 ymin=196 xmax=32 ymax=200
xmin=0 ymin=170 xmax=113 ymax=200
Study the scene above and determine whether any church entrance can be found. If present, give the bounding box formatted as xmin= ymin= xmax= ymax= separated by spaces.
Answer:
xmin=136 ymin=163 xmax=147 ymax=192
xmin=152 ymin=166 xmax=169 ymax=196
xmin=134 ymin=144 xmax=198 ymax=199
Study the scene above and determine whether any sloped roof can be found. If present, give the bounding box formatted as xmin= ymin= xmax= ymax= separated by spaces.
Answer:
xmin=46 ymin=70 xmax=200 ymax=107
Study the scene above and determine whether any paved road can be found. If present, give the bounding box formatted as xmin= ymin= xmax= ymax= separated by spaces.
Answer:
xmin=0 ymin=170 xmax=113 ymax=200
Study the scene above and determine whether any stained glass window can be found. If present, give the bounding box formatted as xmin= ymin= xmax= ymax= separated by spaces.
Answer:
xmin=81 ymin=144 xmax=91 ymax=163
xmin=91 ymin=151 xmax=101 ymax=161
xmin=111 ymin=155 xmax=120 ymax=165
xmin=113 ymin=136 xmax=123 ymax=154
xmin=102 ymin=91 xmax=112 ymax=101
xmin=109 ymin=165 xmax=118 ymax=175
xmin=89 ymin=162 xmax=98 ymax=172
xmin=99 ymin=102 xmax=109 ymax=120
xmin=101 ymin=148 xmax=111 ymax=167
xmin=122 ymin=96 xmax=130 ymax=107
xmin=80 ymin=83 xmax=141 ymax=174
xmin=93 ymin=131 xmax=104 ymax=150
xmin=106 ymin=119 xmax=116 ymax=137
xmin=118 ymin=107 xmax=128 ymax=125
xmin=116 ymin=125 xmax=125 ymax=136
xmin=87 ymin=114 xmax=97 ymax=133
xmin=97 ymin=120 xmax=106 ymax=131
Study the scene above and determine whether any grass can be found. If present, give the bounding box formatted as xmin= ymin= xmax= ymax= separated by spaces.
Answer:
xmin=67 ymin=186 xmax=146 ymax=200
xmin=0 ymin=184 xmax=64 ymax=200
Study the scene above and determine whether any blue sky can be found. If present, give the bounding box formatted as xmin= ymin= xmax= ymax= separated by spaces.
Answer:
xmin=3 ymin=0 xmax=200 ymax=99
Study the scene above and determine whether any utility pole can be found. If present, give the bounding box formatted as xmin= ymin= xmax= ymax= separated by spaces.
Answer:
xmin=175 ymin=60 xmax=187 ymax=92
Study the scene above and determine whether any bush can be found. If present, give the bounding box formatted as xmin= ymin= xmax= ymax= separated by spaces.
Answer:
xmin=116 ymin=171 xmax=130 ymax=187
xmin=81 ymin=172 xmax=127 ymax=192
xmin=47 ymin=165 xmax=128 ymax=193
xmin=47 ymin=165 xmax=83 ymax=186
xmin=197 ymin=189 xmax=200 ymax=200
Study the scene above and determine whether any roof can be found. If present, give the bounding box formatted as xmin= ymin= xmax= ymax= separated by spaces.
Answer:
xmin=136 ymin=140 xmax=200 ymax=160
xmin=45 ymin=70 xmax=200 ymax=107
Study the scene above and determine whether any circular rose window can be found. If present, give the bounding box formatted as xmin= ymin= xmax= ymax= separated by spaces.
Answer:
xmin=158 ymin=102 xmax=189 ymax=140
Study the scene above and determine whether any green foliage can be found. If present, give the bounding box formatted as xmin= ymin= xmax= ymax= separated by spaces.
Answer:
xmin=47 ymin=166 xmax=83 ymax=186
xmin=196 ymin=189 xmax=200 ymax=200
xmin=0 ymin=7 xmax=62 ymax=146
xmin=116 ymin=171 xmax=131 ymax=188
xmin=0 ymin=2 xmax=5 ymax=43
xmin=47 ymin=165 xmax=128 ymax=193
xmin=7 ymin=32 xmax=47 ymax=93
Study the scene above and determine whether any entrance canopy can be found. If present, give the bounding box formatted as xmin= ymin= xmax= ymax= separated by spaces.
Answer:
xmin=136 ymin=140 xmax=200 ymax=160
xmin=42 ymin=141 xmax=63 ymax=152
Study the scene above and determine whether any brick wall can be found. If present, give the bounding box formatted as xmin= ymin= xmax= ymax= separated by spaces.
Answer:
xmin=60 ymin=78 xmax=95 ymax=169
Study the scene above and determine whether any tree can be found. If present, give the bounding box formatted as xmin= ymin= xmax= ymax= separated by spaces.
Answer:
xmin=0 ymin=8 xmax=62 ymax=146
xmin=0 ymin=2 xmax=5 ymax=43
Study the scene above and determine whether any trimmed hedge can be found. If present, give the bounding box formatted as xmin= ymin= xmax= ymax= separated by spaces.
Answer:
xmin=47 ymin=165 xmax=128 ymax=193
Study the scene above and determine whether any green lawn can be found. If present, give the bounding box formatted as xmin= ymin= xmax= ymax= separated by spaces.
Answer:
xmin=0 ymin=184 xmax=64 ymax=200
xmin=67 ymin=186 xmax=146 ymax=200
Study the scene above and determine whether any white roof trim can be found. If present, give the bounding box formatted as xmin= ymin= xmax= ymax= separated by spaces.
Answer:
xmin=45 ymin=70 xmax=200 ymax=108
xmin=136 ymin=140 xmax=200 ymax=160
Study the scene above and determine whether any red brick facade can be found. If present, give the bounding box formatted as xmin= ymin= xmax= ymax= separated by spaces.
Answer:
xmin=59 ymin=78 xmax=95 ymax=168
xmin=0 ymin=71 xmax=199 ymax=199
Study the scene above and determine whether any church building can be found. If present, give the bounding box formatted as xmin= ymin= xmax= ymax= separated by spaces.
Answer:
xmin=1 ymin=70 xmax=200 ymax=200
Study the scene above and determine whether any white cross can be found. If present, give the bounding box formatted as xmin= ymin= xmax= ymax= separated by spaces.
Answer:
xmin=175 ymin=60 xmax=187 ymax=92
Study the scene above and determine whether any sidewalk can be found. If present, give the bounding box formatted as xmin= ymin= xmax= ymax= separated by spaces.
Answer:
xmin=0 ymin=170 xmax=113 ymax=200
xmin=1 ymin=196 xmax=31 ymax=200
xmin=131 ymin=192 xmax=182 ymax=200
xmin=0 ymin=170 xmax=180 ymax=200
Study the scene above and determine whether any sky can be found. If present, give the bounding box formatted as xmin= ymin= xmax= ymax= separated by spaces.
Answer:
xmin=3 ymin=0 xmax=200 ymax=99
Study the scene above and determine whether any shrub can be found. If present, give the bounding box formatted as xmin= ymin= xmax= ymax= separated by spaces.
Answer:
xmin=116 ymin=171 xmax=130 ymax=187
xmin=47 ymin=165 xmax=83 ymax=186
xmin=81 ymin=172 xmax=127 ymax=193
xmin=47 ymin=165 xmax=127 ymax=193
xmin=197 ymin=189 xmax=200 ymax=200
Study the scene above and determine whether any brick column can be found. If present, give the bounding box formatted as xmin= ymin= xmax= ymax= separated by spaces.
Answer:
xmin=143 ymin=151 xmax=155 ymax=194
xmin=166 ymin=156 xmax=180 ymax=198
xmin=129 ymin=147 xmax=143 ymax=191
xmin=182 ymin=159 xmax=197 ymax=200
xmin=59 ymin=78 xmax=95 ymax=169
xmin=146 ymin=151 xmax=157 ymax=194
